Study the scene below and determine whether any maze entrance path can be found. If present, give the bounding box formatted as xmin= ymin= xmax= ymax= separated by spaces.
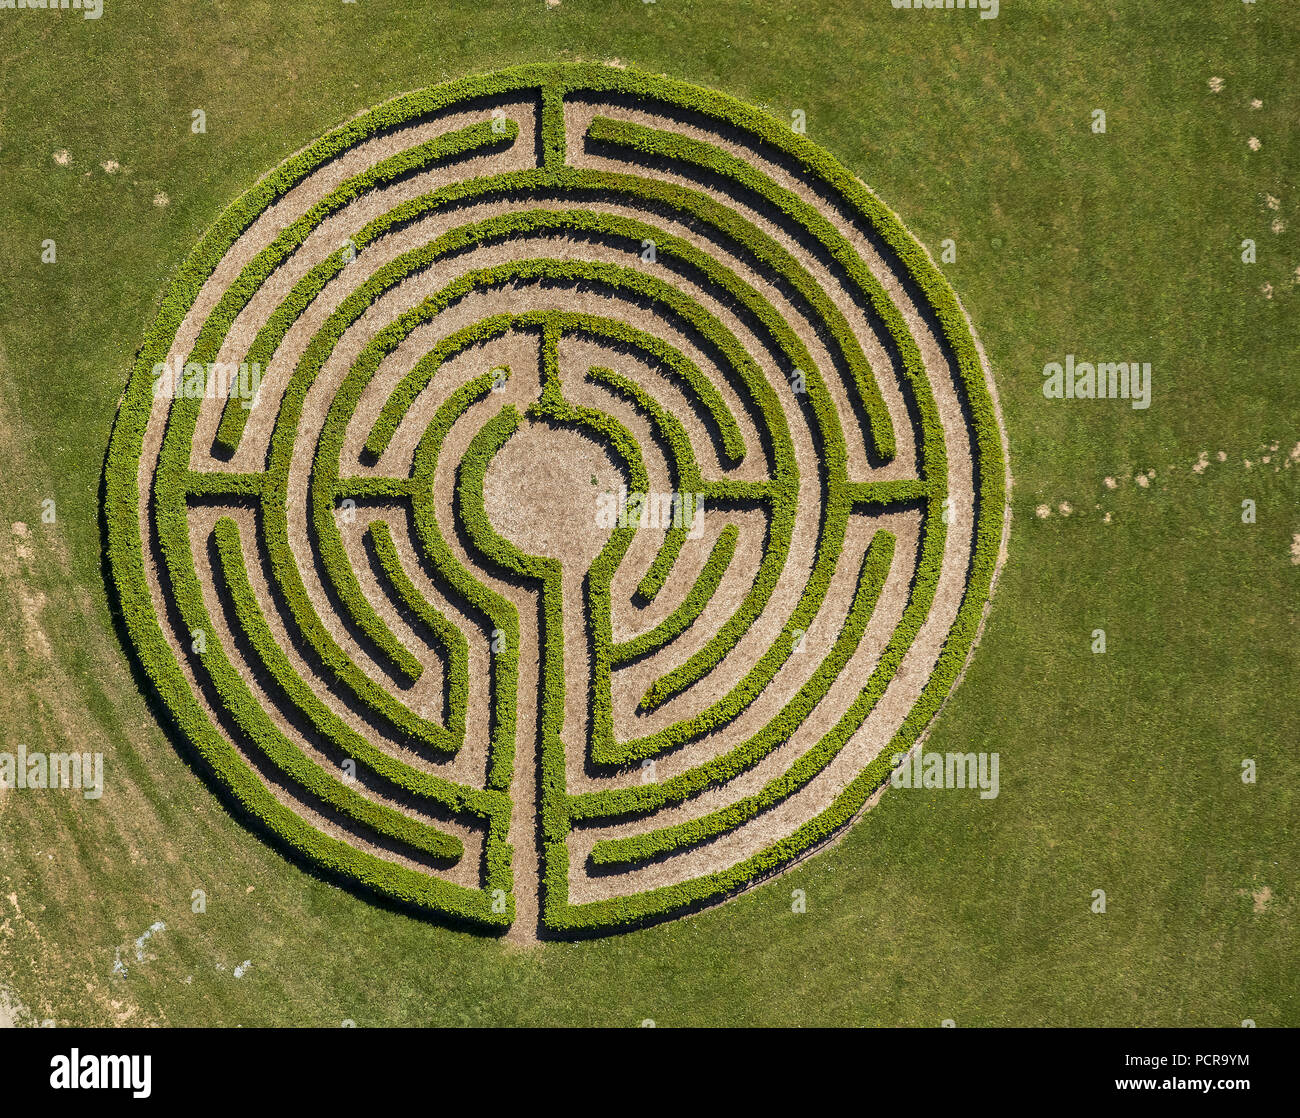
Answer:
xmin=105 ymin=64 xmax=1009 ymax=939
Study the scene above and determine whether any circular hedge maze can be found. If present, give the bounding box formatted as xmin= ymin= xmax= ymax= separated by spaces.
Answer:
xmin=105 ymin=64 xmax=1008 ymax=939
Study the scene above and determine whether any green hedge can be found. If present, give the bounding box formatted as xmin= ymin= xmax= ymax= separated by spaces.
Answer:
xmin=364 ymin=520 xmax=469 ymax=743
xmin=281 ymin=145 xmax=921 ymax=763
xmin=208 ymin=117 xmax=520 ymax=457
xmin=105 ymin=63 xmax=1006 ymax=937
xmin=302 ymin=204 xmax=825 ymax=763
xmin=103 ymin=85 xmax=534 ymax=928
xmin=273 ymin=193 xmax=809 ymax=765
xmin=585 ymin=113 xmax=898 ymax=465
xmin=589 ymin=530 xmax=896 ymax=866
xmin=408 ymin=373 xmax=523 ymax=796
xmin=544 ymin=67 xmax=1001 ymax=933
xmin=211 ymin=517 xmax=465 ymax=861
xmin=357 ymin=310 xmax=746 ymax=679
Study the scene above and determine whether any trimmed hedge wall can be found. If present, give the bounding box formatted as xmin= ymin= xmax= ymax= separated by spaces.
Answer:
xmin=211 ymin=517 xmax=464 ymax=861
xmin=408 ymin=373 xmax=523 ymax=796
xmin=210 ymin=117 xmax=520 ymax=457
xmin=272 ymin=203 xmax=809 ymax=764
xmin=364 ymin=520 xmax=469 ymax=744
xmin=104 ymin=63 xmax=1006 ymax=938
xmin=104 ymin=86 xmax=531 ymax=929
xmin=589 ymin=530 xmax=896 ymax=866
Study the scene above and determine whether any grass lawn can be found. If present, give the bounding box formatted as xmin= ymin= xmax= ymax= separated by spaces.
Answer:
xmin=0 ymin=0 xmax=1294 ymax=1025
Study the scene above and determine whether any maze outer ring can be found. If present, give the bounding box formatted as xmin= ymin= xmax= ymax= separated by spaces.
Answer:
xmin=104 ymin=64 xmax=1010 ymax=938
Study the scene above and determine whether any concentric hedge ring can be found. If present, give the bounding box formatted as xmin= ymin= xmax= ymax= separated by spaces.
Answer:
xmin=105 ymin=64 xmax=1008 ymax=938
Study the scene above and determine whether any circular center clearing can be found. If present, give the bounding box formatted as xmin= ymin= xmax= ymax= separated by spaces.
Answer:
xmin=483 ymin=418 xmax=623 ymax=572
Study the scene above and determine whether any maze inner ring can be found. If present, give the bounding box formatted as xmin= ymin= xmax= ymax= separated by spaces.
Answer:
xmin=105 ymin=64 xmax=1009 ymax=938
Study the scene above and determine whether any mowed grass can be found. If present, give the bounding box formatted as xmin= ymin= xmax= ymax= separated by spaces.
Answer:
xmin=0 ymin=0 xmax=1295 ymax=1025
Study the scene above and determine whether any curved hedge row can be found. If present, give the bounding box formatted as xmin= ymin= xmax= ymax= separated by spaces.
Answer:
xmin=364 ymin=520 xmax=469 ymax=744
xmin=411 ymin=301 xmax=939 ymax=919
xmin=212 ymin=145 xmax=918 ymax=768
xmin=589 ymin=529 xmax=896 ymax=866
xmin=208 ymin=117 xmax=521 ymax=457
xmin=211 ymin=517 xmax=465 ymax=861
xmin=583 ymin=364 xmax=701 ymax=607
xmin=104 ymin=86 xmax=540 ymax=928
xmin=362 ymin=308 xmax=747 ymax=468
xmin=609 ymin=525 xmax=739 ymax=666
xmin=276 ymin=154 xmax=914 ymax=760
xmin=408 ymin=373 xmax=524 ymax=796
xmin=106 ymin=63 xmax=1006 ymax=937
xmin=585 ymin=113 xmax=898 ymax=465
xmin=545 ymin=67 xmax=1001 ymax=933
xmin=354 ymin=310 xmax=749 ymax=678
xmin=262 ymin=200 xmax=810 ymax=763
xmin=590 ymin=360 xmax=743 ymax=664
xmin=311 ymin=506 xmax=426 ymax=687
